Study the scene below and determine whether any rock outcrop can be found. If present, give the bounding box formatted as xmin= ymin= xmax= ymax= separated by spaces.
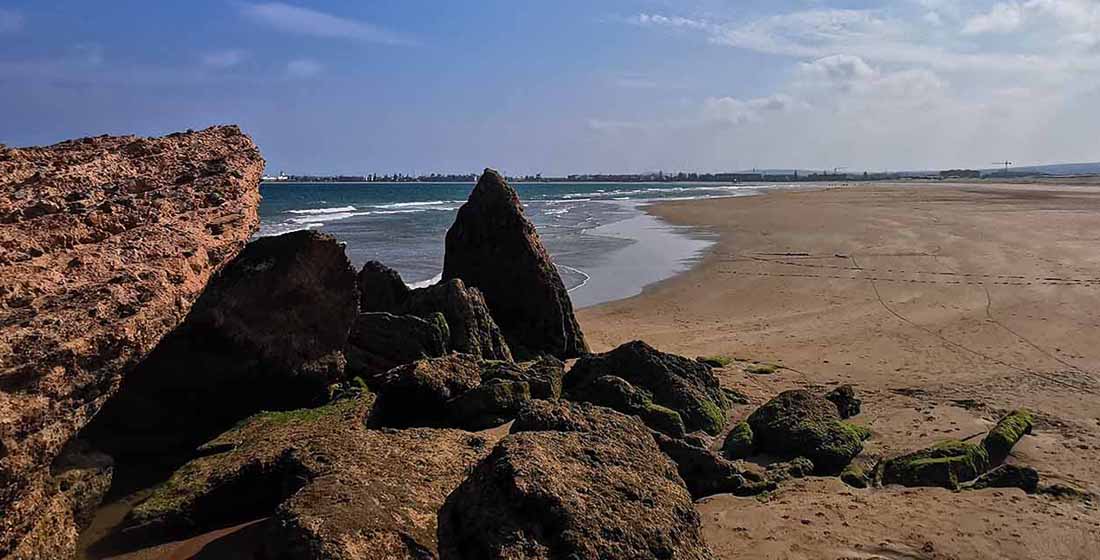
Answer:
xmin=0 ymin=126 xmax=263 ymax=558
xmin=357 ymin=261 xmax=512 ymax=362
xmin=345 ymin=312 xmax=450 ymax=382
xmin=746 ymin=389 xmax=870 ymax=473
xmin=126 ymin=392 xmax=493 ymax=559
xmin=966 ymin=464 xmax=1040 ymax=493
xmin=405 ymin=279 xmax=512 ymax=361
xmin=358 ymin=260 xmax=410 ymax=312
xmin=565 ymin=341 xmax=731 ymax=436
xmin=442 ymin=169 xmax=587 ymax=359
xmin=84 ymin=230 xmax=357 ymax=459
xmin=652 ymin=432 xmax=774 ymax=499
xmin=825 ymin=384 xmax=861 ymax=419
xmin=371 ymin=355 xmax=564 ymax=430
xmin=441 ymin=400 xmax=713 ymax=559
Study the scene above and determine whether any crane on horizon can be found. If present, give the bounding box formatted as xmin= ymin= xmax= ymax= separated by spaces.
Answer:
xmin=992 ymin=161 xmax=1013 ymax=174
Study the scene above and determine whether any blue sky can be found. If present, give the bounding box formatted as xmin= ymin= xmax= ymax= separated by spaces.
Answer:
xmin=1 ymin=1 xmax=1098 ymax=174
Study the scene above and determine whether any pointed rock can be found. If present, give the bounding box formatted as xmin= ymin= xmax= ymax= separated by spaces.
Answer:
xmin=443 ymin=169 xmax=588 ymax=359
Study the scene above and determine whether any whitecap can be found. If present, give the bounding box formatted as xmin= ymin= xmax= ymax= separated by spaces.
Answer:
xmin=287 ymin=205 xmax=357 ymax=215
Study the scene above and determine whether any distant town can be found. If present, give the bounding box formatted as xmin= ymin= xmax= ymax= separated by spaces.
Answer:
xmin=261 ymin=163 xmax=1100 ymax=184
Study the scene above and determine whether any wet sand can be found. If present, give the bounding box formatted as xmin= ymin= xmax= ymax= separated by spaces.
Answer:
xmin=578 ymin=181 xmax=1100 ymax=559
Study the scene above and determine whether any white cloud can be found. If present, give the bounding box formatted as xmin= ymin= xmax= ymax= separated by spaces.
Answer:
xmin=701 ymin=94 xmax=797 ymax=126
xmin=628 ymin=14 xmax=714 ymax=32
xmin=285 ymin=58 xmax=322 ymax=78
xmin=201 ymin=50 xmax=248 ymax=69
xmin=0 ymin=8 xmax=23 ymax=33
xmin=963 ymin=3 xmax=1024 ymax=34
xmin=241 ymin=3 xmax=415 ymax=46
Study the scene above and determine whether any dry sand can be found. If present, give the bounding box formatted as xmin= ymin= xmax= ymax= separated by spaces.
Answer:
xmin=578 ymin=181 xmax=1100 ymax=559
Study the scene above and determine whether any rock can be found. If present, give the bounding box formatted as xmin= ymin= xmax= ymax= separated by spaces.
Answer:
xmin=345 ymin=312 xmax=450 ymax=382
xmin=840 ymin=464 xmax=871 ymax=489
xmin=480 ymin=356 xmax=564 ymax=400
xmin=447 ymin=379 xmax=533 ymax=431
xmin=0 ymin=126 xmax=263 ymax=558
xmin=511 ymin=399 xmax=636 ymax=435
xmin=876 ymin=440 xmax=991 ymax=490
xmin=370 ymin=355 xmax=484 ymax=428
xmin=766 ymin=457 xmax=815 ymax=482
xmin=84 ymin=230 xmax=357 ymax=459
xmin=721 ymin=421 xmax=755 ymax=459
xmin=575 ymin=375 xmax=687 ymax=437
xmin=49 ymin=440 xmax=114 ymax=532
xmin=746 ymin=390 xmax=870 ymax=473
xmin=565 ymin=341 xmax=730 ymax=436
xmin=981 ymin=409 xmax=1033 ymax=464
xmin=127 ymin=393 xmax=493 ymax=558
xmin=442 ymin=169 xmax=588 ymax=359
xmin=406 ymin=279 xmax=512 ymax=361
xmin=825 ymin=384 xmax=861 ymax=419
xmin=357 ymin=260 xmax=410 ymax=312
xmin=438 ymin=413 xmax=714 ymax=559
xmin=966 ymin=464 xmax=1040 ymax=493
xmin=652 ymin=432 xmax=774 ymax=499
xmin=1038 ymin=483 xmax=1095 ymax=502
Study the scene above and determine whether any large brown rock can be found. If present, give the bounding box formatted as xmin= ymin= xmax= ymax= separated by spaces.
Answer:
xmin=440 ymin=400 xmax=713 ymax=559
xmin=0 ymin=126 xmax=263 ymax=558
xmin=123 ymin=392 xmax=494 ymax=559
xmin=358 ymin=260 xmax=410 ymax=312
xmin=84 ymin=230 xmax=357 ymax=460
xmin=565 ymin=341 xmax=730 ymax=436
xmin=442 ymin=169 xmax=587 ymax=359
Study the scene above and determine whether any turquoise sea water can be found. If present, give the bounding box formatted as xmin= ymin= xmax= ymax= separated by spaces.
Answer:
xmin=258 ymin=182 xmax=801 ymax=307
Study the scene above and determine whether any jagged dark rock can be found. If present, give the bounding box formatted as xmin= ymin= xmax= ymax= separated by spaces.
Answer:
xmin=0 ymin=125 xmax=263 ymax=559
xmin=84 ymin=230 xmax=357 ymax=461
xmin=357 ymin=260 xmax=410 ymax=312
xmin=511 ymin=399 xmax=632 ymax=435
xmin=439 ymin=403 xmax=714 ymax=560
xmin=371 ymin=354 xmax=556 ymax=430
xmin=124 ymin=393 xmax=493 ymax=559
xmin=406 ymin=279 xmax=513 ymax=361
xmin=565 ymin=340 xmax=730 ymax=436
xmin=574 ymin=375 xmax=688 ymax=437
xmin=766 ymin=457 xmax=815 ymax=482
xmin=652 ymin=432 xmax=774 ymax=498
xmin=479 ymin=356 xmax=564 ymax=401
xmin=966 ymin=464 xmax=1040 ymax=493
xmin=746 ymin=389 xmax=870 ymax=474
xmin=442 ymin=169 xmax=588 ymax=359
xmin=345 ymin=312 xmax=450 ymax=383
xmin=825 ymin=384 xmax=861 ymax=419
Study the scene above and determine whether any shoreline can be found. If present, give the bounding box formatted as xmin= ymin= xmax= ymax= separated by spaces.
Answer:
xmin=578 ymin=181 xmax=1100 ymax=558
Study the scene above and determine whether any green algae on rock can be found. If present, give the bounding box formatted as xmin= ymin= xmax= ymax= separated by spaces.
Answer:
xmin=981 ymin=409 xmax=1033 ymax=464
xmin=876 ymin=440 xmax=991 ymax=490
xmin=746 ymin=390 xmax=869 ymax=473
xmin=721 ymin=421 xmax=755 ymax=460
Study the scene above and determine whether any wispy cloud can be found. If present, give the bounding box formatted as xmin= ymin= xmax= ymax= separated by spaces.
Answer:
xmin=201 ymin=49 xmax=248 ymax=69
xmin=0 ymin=8 xmax=25 ymax=33
xmin=963 ymin=3 xmax=1024 ymax=34
xmin=240 ymin=2 xmax=416 ymax=46
xmin=285 ymin=58 xmax=322 ymax=78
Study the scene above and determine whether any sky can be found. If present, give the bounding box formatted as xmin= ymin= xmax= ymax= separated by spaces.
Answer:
xmin=1 ymin=0 xmax=1098 ymax=175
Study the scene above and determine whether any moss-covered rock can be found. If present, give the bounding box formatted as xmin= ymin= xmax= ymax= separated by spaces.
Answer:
xmin=840 ymin=464 xmax=870 ymax=489
xmin=721 ymin=421 xmax=755 ymax=459
xmin=697 ymin=355 xmax=733 ymax=368
xmin=765 ymin=457 xmax=815 ymax=483
xmin=446 ymin=379 xmax=533 ymax=430
xmin=981 ymin=409 xmax=1033 ymax=464
xmin=128 ymin=392 xmax=496 ymax=558
xmin=570 ymin=374 xmax=688 ymax=438
xmin=746 ymin=390 xmax=868 ymax=473
xmin=966 ymin=464 xmax=1039 ymax=493
xmin=565 ymin=341 xmax=730 ymax=435
xmin=876 ymin=440 xmax=991 ymax=490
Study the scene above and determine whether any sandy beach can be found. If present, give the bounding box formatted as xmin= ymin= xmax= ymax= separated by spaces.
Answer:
xmin=579 ymin=181 xmax=1100 ymax=559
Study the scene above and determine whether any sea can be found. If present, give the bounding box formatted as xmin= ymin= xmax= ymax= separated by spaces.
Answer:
xmin=258 ymin=182 xmax=809 ymax=308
